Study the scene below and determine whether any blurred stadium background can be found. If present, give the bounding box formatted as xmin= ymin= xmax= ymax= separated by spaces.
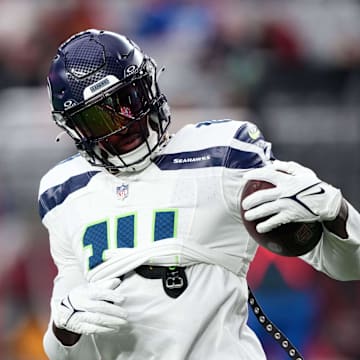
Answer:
xmin=0 ymin=0 xmax=360 ymax=359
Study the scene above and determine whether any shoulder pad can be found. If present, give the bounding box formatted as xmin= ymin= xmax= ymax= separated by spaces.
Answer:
xmin=38 ymin=154 xmax=101 ymax=219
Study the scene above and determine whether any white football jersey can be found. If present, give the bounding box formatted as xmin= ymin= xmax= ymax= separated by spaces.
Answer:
xmin=39 ymin=120 xmax=273 ymax=277
xmin=40 ymin=119 xmax=272 ymax=359
xmin=39 ymin=119 xmax=360 ymax=359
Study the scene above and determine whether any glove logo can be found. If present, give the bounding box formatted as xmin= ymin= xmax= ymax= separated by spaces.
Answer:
xmin=60 ymin=298 xmax=72 ymax=310
xmin=284 ymin=182 xmax=323 ymax=216
xmin=60 ymin=296 xmax=84 ymax=327
xmin=303 ymin=187 xmax=325 ymax=196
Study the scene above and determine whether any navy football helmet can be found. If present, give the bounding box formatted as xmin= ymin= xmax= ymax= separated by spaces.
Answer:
xmin=47 ymin=29 xmax=171 ymax=172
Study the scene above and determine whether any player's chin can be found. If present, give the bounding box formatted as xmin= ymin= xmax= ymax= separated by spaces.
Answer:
xmin=101 ymin=134 xmax=145 ymax=155
xmin=118 ymin=136 xmax=145 ymax=154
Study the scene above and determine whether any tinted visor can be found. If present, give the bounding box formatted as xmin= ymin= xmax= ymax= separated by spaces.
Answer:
xmin=69 ymin=80 xmax=151 ymax=140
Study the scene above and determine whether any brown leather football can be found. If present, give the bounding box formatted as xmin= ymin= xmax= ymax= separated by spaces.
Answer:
xmin=240 ymin=179 xmax=323 ymax=256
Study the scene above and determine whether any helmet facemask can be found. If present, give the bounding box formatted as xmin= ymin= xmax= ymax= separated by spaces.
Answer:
xmin=52 ymin=58 xmax=171 ymax=172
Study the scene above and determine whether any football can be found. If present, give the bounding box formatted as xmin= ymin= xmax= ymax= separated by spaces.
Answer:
xmin=240 ymin=179 xmax=323 ymax=256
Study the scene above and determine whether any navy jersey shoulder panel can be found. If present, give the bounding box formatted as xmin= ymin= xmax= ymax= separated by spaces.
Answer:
xmin=153 ymin=146 xmax=265 ymax=170
xmin=153 ymin=120 xmax=269 ymax=171
xmin=39 ymin=170 xmax=100 ymax=220
xmin=153 ymin=147 xmax=225 ymax=170
xmin=234 ymin=122 xmax=275 ymax=160
xmin=225 ymin=148 xmax=265 ymax=169
xmin=234 ymin=123 xmax=265 ymax=143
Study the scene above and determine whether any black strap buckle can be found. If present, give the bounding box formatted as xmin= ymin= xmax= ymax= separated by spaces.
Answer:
xmin=163 ymin=267 xmax=188 ymax=298
xmin=135 ymin=265 xmax=188 ymax=298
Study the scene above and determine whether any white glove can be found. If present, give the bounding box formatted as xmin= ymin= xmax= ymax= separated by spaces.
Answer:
xmin=53 ymin=278 xmax=128 ymax=335
xmin=242 ymin=160 xmax=342 ymax=233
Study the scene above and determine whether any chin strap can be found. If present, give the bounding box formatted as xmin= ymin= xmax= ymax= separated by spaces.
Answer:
xmin=248 ymin=287 xmax=304 ymax=360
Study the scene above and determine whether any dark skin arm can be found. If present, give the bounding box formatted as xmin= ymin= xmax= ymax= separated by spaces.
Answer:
xmin=323 ymin=198 xmax=349 ymax=239
xmin=52 ymin=322 xmax=81 ymax=346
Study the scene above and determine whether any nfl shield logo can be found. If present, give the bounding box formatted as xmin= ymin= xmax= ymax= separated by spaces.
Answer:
xmin=116 ymin=184 xmax=129 ymax=200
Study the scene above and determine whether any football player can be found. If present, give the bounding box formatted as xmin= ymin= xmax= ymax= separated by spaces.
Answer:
xmin=39 ymin=29 xmax=360 ymax=359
